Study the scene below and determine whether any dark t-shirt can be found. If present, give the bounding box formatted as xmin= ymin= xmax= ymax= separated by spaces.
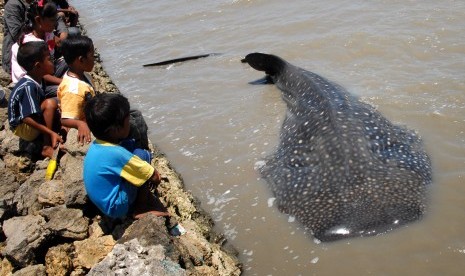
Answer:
xmin=8 ymin=77 xmax=46 ymax=130
xmin=52 ymin=0 xmax=70 ymax=9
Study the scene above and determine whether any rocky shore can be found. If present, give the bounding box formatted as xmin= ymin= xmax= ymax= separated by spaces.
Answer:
xmin=0 ymin=1 xmax=241 ymax=275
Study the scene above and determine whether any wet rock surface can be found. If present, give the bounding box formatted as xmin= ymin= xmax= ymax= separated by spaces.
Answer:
xmin=0 ymin=1 xmax=241 ymax=274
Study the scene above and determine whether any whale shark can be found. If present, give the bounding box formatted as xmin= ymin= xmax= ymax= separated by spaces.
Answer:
xmin=242 ymin=53 xmax=432 ymax=242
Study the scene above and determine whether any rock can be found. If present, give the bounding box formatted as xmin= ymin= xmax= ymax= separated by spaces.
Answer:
xmin=2 ymin=215 xmax=50 ymax=267
xmin=156 ymin=173 xmax=196 ymax=220
xmin=118 ymin=214 xmax=171 ymax=247
xmin=39 ymin=206 xmax=89 ymax=240
xmin=88 ymin=239 xmax=186 ymax=276
xmin=118 ymin=214 xmax=181 ymax=262
xmin=62 ymin=129 xmax=91 ymax=156
xmin=37 ymin=180 xmax=65 ymax=206
xmin=0 ymin=71 xmax=10 ymax=88
xmin=0 ymin=257 xmax=14 ymax=276
xmin=0 ymin=169 xmax=19 ymax=221
xmin=12 ymin=171 xmax=46 ymax=216
xmin=117 ymin=214 xmax=241 ymax=275
xmin=73 ymin=235 xmax=115 ymax=269
xmin=0 ymin=94 xmax=8 ymax=131
xmin=89 ymin=62 xmax=119 ymax=93
xmin=2 ymin=153 xmax=32 ymax=173
xmin=11 ymin=264 xmax=46 ymax=276
xmin=69 ymin=266 xmax=86 ymax=276
xmin=0 ymin=132 xmax=43 ymax=163
xmin=88 ymin=217 xmax=105 ymax=239
xmin=45 ymin=244 xmax=74 ymax=276
xmin=173 ymin=220 xmax=241 ymax=275
xmin=60 ymin=153 xmax=87 ymax=207
xmin=128 ymin=110 xmax=149 ymax=150
xmin=0 ymin=133 xmax=20 ymax=155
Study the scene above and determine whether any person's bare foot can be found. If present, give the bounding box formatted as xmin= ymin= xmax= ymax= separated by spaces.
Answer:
xmin=42 ymin=144 xmax=67 ymax=159
xmin=133 ymin=210 xmax=170 ymax=220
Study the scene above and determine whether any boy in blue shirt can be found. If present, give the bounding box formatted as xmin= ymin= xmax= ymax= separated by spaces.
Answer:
xmin=83 ymin=93 xmax=169 ymax=219
xmin=8 ymin=41 xmax=63 ymax=158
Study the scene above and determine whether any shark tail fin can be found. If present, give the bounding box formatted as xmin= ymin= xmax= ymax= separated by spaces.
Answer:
xmin=241 ymin=53 xmax=286 ymax=76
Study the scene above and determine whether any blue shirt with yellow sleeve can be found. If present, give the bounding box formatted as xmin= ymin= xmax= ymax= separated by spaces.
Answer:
xmin=83 ymin=139 xmax=154 ymax=218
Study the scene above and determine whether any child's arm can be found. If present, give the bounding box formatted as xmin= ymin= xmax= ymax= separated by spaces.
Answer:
xmin=22 ymin=116 xmax=63 ymax=147
xmin=58 ymin=6 xmax=78 ymax=15
xmin=61 ymin=118 xmax=91 ymax=145
xmin=43 ymin=74 xmax=62 ymax=85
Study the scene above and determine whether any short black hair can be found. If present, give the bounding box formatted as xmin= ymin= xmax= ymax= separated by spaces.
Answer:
xmin=61 ymin=35 xmax=94 ymax=64
xmin=17 ymin=41 xmax=48 ymax=72
xmin=23 ymin=1 xmax=58 ymax=35
xmin=84 ymin=93 xmax=130 ymax=140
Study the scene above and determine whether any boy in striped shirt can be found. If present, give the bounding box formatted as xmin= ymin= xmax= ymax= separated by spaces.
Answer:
xmin=8 ymin=41 xmax=63 ymax=158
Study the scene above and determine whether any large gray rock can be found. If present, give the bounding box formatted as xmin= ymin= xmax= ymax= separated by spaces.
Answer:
xmin=0 ymin=129 xmax=20 ymax=154
xmin=60 ymin=153 xmax=87 ymax=207
xmin=12 ymin=170 xmax=45 ymax=215
xmin=88 ymin=239 xmax=186 ymax=276
xmin=39 ymin=206 xmax=89 ymax=240
xmin=0 ymin=168 xmax=19 ymax=221
xmin=62 ymin=128 xmax=91 ymax=155
xmin=2 ymin=215 xmax=51 ymax=267
xmin=0 ymin=129 xmax=42 ymax=163
xmin=118 ymin=214 xmax=171 ymax=247
xmin=38 ymin=180 xmax=65 ymax=206
xmin=12 ymin=264 xmax=46 ymax=276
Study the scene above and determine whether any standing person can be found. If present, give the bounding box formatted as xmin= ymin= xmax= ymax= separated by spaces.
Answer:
xmin=2 ymin=0 xmax=32 ymax=74
xmin=57 ymin=35 xmax=95 ymax=145
xmin=8 ymin=41 xmax=63 ymax=158
xmin=10 ymin=0 xmax=68 ymax=97
xmin=83 ymin=93 xmax=169 ymax=219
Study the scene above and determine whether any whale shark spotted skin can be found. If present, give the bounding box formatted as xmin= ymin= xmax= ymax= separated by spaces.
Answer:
xmin=242 ymin=53 xmax=432 ymax=242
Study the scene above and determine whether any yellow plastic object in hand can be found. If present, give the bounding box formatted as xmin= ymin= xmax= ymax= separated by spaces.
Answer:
xmin=45 ymin=159 xmax=57 ymax=180
xmin=45 ymin=144 xmax=60 ymax=180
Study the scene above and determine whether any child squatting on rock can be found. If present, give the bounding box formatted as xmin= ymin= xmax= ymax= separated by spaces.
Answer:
xmin=58 ymin=34 xmax=95 ymax=145
xmin=7 ymin=41 xmax=63 ymax=158
xmin=83 ymin=92 xmax=170 ymax=220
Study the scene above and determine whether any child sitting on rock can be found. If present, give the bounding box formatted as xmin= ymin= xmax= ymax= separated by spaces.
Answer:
xmin=83 ymin=93 xmax=170 ymax=219
xmin=8 ymin=41 xmax=63 ymax=158
xmin=57 ymin=35 xmax=95 ymax=145
xmin=51 ymin=0 xmax=79 ymax=27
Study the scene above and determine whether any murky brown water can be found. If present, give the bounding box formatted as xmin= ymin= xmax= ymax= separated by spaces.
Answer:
xmin=71 ymin=0 xmax=465 ymax=274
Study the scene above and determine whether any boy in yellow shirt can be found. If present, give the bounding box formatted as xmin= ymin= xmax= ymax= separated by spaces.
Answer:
xmin=57 ymin=35 xmax=95 ymax=145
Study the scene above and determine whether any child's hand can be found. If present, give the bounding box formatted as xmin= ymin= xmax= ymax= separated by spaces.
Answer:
xmin=77 ymin=121 xmax=92 ymax=145
xmin=150 ymin=170 xmax=161 ymax=185
xmin=69 ymin=6 xmax=78 ymax=15
xmin=50 ymin=132 xmax=64 ymax=148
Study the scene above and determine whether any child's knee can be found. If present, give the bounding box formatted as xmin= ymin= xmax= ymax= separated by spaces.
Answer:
xmin=57 ymin=11 xmax=66 ymax=18
xmin=41 ymin=98 xmax=59 ymax=110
